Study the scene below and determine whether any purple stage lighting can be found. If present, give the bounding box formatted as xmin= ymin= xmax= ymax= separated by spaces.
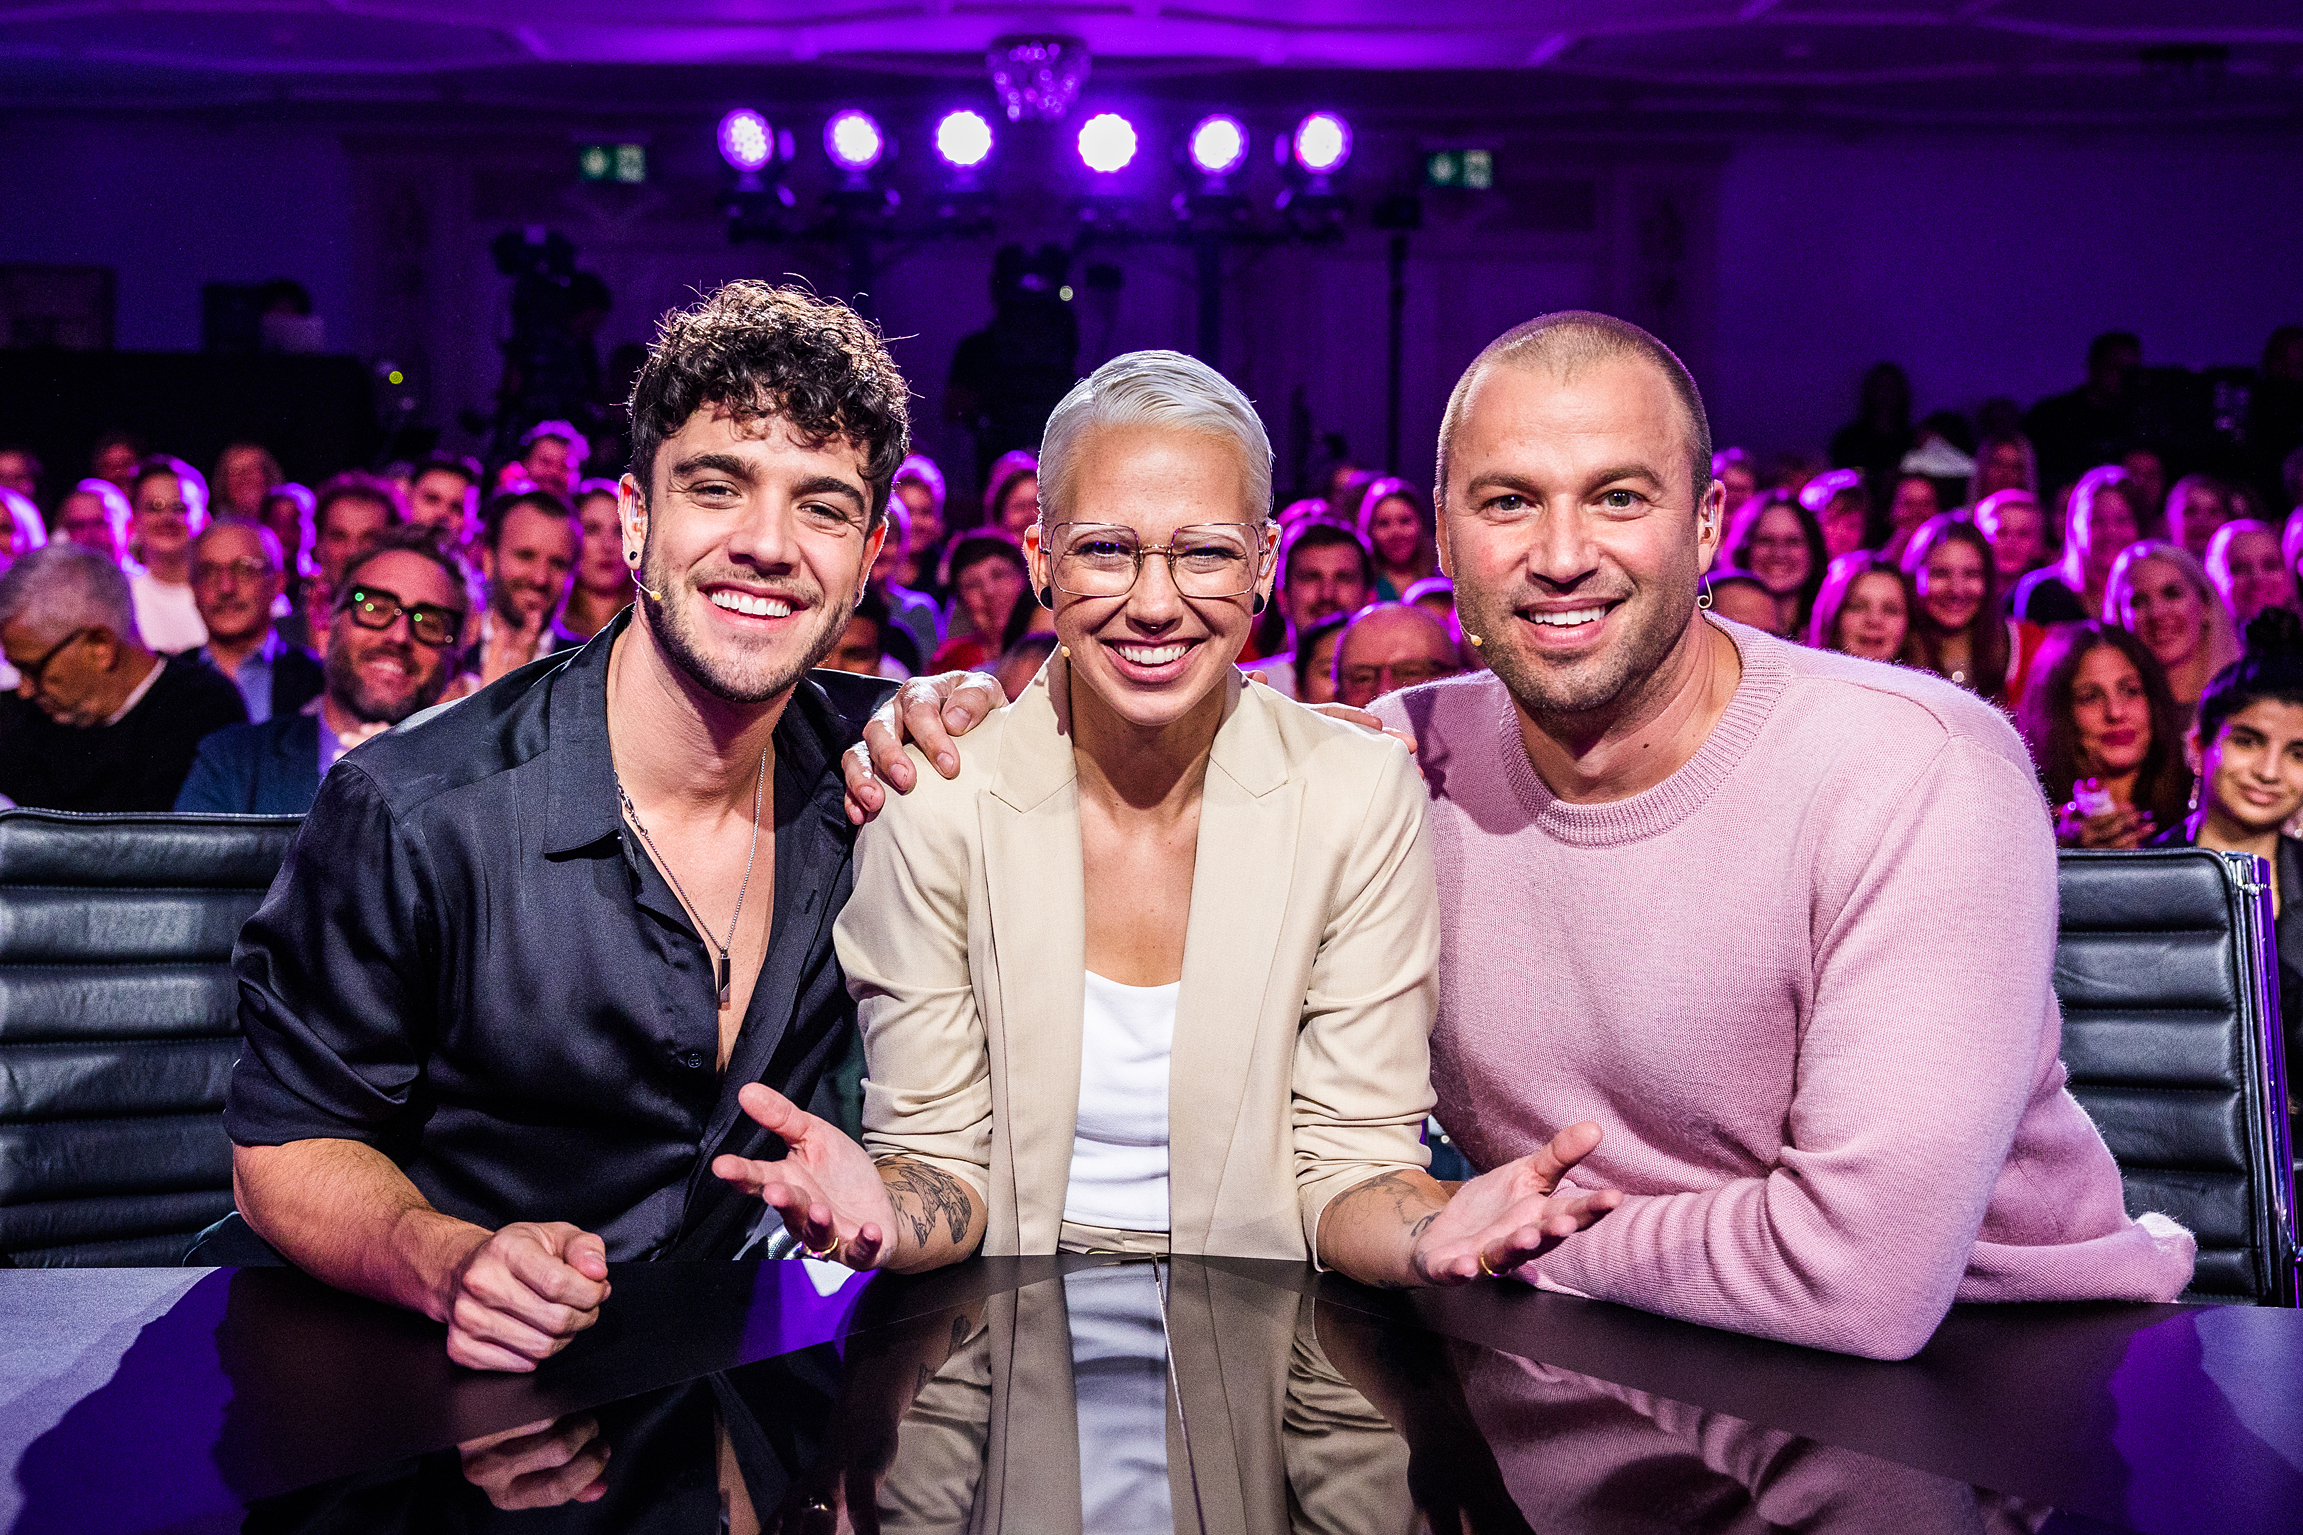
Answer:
xmin=824 ymin=109 xmax=886 ymax=172
xmin=1188 ymin=114 xmax=1248 ymax=177
xmin=1292 ymin=111 xmax=1352 ymax=174
xmin=935 ymin=109 xmax=994 ymax=169
xmin=718 ymin=109 xmax=772 ymax=173
xmin=1076 ymin=112 xmax=1138 ymax=175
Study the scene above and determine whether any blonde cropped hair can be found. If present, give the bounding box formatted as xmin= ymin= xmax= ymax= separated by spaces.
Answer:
xmin=1038 ymin=350 xmax=1273 ymax=526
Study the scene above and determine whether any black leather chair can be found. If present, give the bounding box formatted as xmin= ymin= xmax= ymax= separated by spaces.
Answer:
xmin=0 ymin=810 xmax=299 ymax=1266
xmin=2058 ymin=847 xmax=2300 ymax=1305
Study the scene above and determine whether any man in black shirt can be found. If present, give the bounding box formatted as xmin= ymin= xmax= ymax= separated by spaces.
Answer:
xmin=224 ymin=282 xmax=910 ymax=1373
xmin=0 ymin=542 xmax=247 ymax=810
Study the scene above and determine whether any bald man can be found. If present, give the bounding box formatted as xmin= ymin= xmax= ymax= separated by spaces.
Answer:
xmin=1333 ymin=602 xmax=1464 ymax=709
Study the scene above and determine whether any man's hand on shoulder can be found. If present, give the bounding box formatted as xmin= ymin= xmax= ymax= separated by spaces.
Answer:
xmin=433 ymin=1220 xmax=613 ymax=1372
xmin=841 ymin=670 xmax=1005 ymax=824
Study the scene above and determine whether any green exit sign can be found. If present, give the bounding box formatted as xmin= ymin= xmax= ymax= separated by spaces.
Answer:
xmin=1425 ymin=149 xmax=1495 ymax=191
xmin=578 ymin=144 xmax=648 ymax=184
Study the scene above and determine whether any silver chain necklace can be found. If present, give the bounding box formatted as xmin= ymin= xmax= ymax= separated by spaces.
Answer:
xmin=615 ymin=746 xmax=767 ymax=1009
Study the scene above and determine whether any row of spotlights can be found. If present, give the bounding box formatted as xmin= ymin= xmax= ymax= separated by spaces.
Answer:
xmin=718 ymin=106 xmax=1351 ymax=177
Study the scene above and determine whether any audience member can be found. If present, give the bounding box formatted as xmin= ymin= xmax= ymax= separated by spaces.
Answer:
xmin=821 ymin=589 xmax=894 ymax=678
xmin=1829 ymin=361 xmax=1914 ymax=484
xmin=865 ymin=493 xmax=939 ymax=669
xmin=1966 ymin=433 xmax=2037 ymax=508
xmin=1900 ymin=515 xmax=2018 ymax=701
xmin=2103 ymin=539 xmax=2241 ymax=710
xmin=2207 ymin=520 xmax=2296 ymax=627
xmin=1973 ymin=488 xmax=2049 ymax=592
xmin=260 ymin=482 xmax=317 ymax=579
xmin=992 ymin=630 xmax=1058 ymax=701
xmin=406 ymin=455 xmax=482 ymax=548
xmin=1808 ymin=551 xmax=1914 ymax=662
xmin=2016 ymin=622 xmax=2191 ymax=848
xmin=191 ymin=517 xmax=322 ymax=723
xmin=1884 ymin=472 xmax=1941 ymax=560
xmin=1358 ymin=477 xmax=1439 ymax=600
xmin=1333 ymin=601 xmax=1463 ymax=708
xmin=931 ymin=529 xmax=1029 ymax=672
xmin=984 ymin=448 xmax=1040 ymax=537
xmin=1 ymin=488 xmax=43 ymax=571
xmin=0 ymin=445 xmax=39 ymax=501
xmin=561 ymin=479 xmax=633 ymax=641
xmin=1247 ymin=519 xmax=1374 ymax=693
xmin=2122 ymin=448 xmax=2169 ymax=533
xmin=211 ymin=442 xmax=283 ymax=518
xmin=1798 ymin=468 xmax=1870 ymax=560
xmin=1290 ymin=612 xmax=1349 ymax=706
xmin=1703 ymin=569 xmax=1780 ymax=630
xmin=2012 ymin=464 xmax=2142 ymax=623
xmin=0 ymin=543 xmax=247 ymax=811
xmin=2165 ymin=473 xmax=2234 ymax=563
xmin=1329 ymin=469 xmax=1379 ymax=532
xmin=2149 ymin=608 xmax=2303 ymax=1049
xmin=57 ymin=479 xmax=132 ymax=563
xmin=126 ymin=457 xmax=210 ymax=653
xmin=468 ymin=488 xmax=581 ymax=685
xmin=891 ymin=453 xmax=949 ymax=594
xmin=517 ymin=420 xmax=587 ymax=497
xmin=1711 ymin=447 xmax=1756 ymax=510
xmin=1276 ymin=495 xmax=1330 ymax=534
xmin=2025 ymin=331 xmax=2146 ymax=489
xmin=89 ymin=430 xmax=144 ymax=492
xmin=311 ymin=472 xmax=403 ymax=595
xmin=176 ymin=529 xmax=467 ymax=814
xmin=1720 ymin=490 xmax=1823 ymax=637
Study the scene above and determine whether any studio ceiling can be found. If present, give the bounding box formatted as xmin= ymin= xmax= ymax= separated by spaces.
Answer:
xmin=3 ymin=1 xmax=2298 ymax=126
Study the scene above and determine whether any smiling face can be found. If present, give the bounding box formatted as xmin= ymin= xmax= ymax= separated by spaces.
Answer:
xmin=2117 ymin=555 xmax=2206 ymax=671
xmin=574 ymin=492 xmax=630 ymax=597
xmin=316 ymin=496 xmax=392 ymax=590
xmin=1979 ymin=497 xmax=2045 ymax=577
xmin=191 ymin=522 xmax=285 ymax=645
xmin=1836 ymin=570 xmax=1909 ymax=660
xmin=1026 ymin=423 xmax=1272 ymax=736
xmin=407 ymin=469 xmax=476 ymax=545
xmin=482 ymin=505 xmax=578 ymax=627
xmin=1368 ymin=495 xmax=1424 ymax=570
xmin=2198 ymin=699 xmax=2303 ymax=838
xmin=522 ymin=437 xmax=575 ymax=496
xmin=132 ymin=473 xmax=200 ymax=563
xmin=324 ymin=549 xmax=461 ymax=725
xmin=625 ymin=408 xmax=883 ymax=707
xmin=1282 ymin=541 xmax=1368 ymax=630
xmin=1917 ymin=535 xmax=1987 ymax=634
xmin=1741 ymin=505 xmax=1811 ymax=596
xmin=2070 ymin=642 xmax=2151 ymax=779
xmin=1438 ymin=356 xmax=1720 ymax=723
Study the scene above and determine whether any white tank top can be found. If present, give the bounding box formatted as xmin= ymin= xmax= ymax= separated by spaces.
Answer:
xmin=1064 ymin=970 xmax=1178 ymax=1232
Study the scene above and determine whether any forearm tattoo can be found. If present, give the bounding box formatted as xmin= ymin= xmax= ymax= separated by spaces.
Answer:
xmin=1344 ymin=1171 xmax=1442 ymax=1288
xmin=879 ymin=1158 xmax=975 ymax=1249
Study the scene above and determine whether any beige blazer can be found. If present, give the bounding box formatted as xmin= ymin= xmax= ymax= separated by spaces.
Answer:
xmin=834 ymin=652 xmax=1438 ymax=1260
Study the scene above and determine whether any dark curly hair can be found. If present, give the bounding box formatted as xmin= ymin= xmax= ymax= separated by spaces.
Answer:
xmin=627 ymin=281 xmax=910 ymax=527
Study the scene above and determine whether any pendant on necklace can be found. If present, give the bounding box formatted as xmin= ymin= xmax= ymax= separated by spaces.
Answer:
xmin=717 ymin=951 xmax=732 ymax=1009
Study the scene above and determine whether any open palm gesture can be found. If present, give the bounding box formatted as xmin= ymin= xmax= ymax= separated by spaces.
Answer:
xmin=1413 ymin=1120 xmax=1622 ymax=1285
xmin=713 ymin=1083 xmax=898 ymax=1269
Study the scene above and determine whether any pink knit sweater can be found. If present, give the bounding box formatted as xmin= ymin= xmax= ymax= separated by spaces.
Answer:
xmin=1377 ymin=621 xmax=2195 ymax=1360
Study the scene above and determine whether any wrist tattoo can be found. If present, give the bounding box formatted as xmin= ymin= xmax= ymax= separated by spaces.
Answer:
xmin=880 ymin=1159 xmax=974 ymax=1247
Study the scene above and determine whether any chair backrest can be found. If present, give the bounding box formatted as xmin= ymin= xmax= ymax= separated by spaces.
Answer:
xmin=0 ymin=809 xmax=299 ymax=1266
xmin=2057 ymin=847 xmax=2300 ymax=1305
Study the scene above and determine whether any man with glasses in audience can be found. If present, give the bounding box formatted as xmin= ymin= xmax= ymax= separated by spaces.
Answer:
xmin=1332 ymin=601 xmax=1464 ymax=708
xmin=0 ymin=542 xmax=246 ymax=811
xmin=191 ymin=517 xmax=322 ymax=724
xmin=176 ymin=527 xmax=463 ymax=814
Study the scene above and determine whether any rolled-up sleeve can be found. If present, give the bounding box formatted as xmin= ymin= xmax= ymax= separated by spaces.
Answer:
xmin=1292 ymin=740 xmax=1440 ymax=1256
xmin=834 ymin=753 xmax=995 ymax=1204
xmin=224 ymin=761 xmax=437 ymax=1150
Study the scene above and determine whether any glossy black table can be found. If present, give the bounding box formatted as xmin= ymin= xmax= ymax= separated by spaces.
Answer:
xmin=4 ymin=1255 xmax=2300 ymax=1533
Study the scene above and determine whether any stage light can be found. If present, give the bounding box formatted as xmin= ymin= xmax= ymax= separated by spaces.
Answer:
xmin=935 ymin=109 xmax=994 ymax=169
xmin=1292 ymin=111 xmax=1352 ymax=174
xmin=1076 ymin=112 xmax=1138 ymax=175
xmin=824 ymin=110 xmax=886 ymax=172
xmin=718 ymin=109 xmax=772 ymax=173
xmin=1188 ymin=114 xmax=1248 ymax=177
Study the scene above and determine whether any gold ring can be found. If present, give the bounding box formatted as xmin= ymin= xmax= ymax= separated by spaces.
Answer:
xmin=1476 ymin=1249 xmax=1497 ymax=1278
xmin=804 ymin=1236 xmax=838 ymax=1260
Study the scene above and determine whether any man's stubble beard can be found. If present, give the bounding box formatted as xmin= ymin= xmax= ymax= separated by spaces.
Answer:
xmin=639 ymin=543 xmax=855 ymax=707
xmin=1460 ymin=573 xmax=1699 ymax=731
xmin=324 ymin=633 xmax=449 ymax=726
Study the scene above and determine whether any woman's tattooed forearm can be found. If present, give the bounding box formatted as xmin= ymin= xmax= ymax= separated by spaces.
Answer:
xmin=879 ymin=1158 xmax=975 ymax=1248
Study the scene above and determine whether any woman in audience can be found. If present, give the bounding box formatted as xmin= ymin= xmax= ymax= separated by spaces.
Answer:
xmin=1973 ymin=488 xmax=2049 ymax=595
xmin=1 ymin=487 xmax=46 ymax=573
xmin=1720 ymin=490 xmax=1825 ymax=637
xmin=719 ymin=349 xmax=1616 ymax=1283
xmin=1808 ymin=552 xmax=1914 ymax=662
xmin=1357 ymin=477 xmax=1438 ymax=600
xmin=56 ymin=479 xmax=132 ymax=564
xmin=210 ymin=442 xmax=283 ymax=518
xmin=2148 ymin=609 xmax=2303 ymax=1040
xmin=1966 ymin=432 xmax=2038 ymax=508
xmin=1799 ymin=470 xmax=1872 ymax=559
xmin=559 ymin=479 xmax=633 ymax=640
xmin=1883 ymin=473 xmax=1940 ymax=561
xmin=2013 ymin=464 xmax=2143 ymax=624
xmin=2165 ymin=474 xmax=2235 ymax=563
xmin=2103 ymin=539 xmax=2242 ymax=710
xmin=1901 ymin=516 xmax=2014 ymax=700
xmin=983 ymin=449 xmax=1041 ymax=538
xmin=891 ymin=455 xmax=949 ymax=596
xmin=2206 ymin=520 xmax=2297 ymax=627
xmin=930 ymin=529 xmax=1030 ymax=672
xmin=2017 ymin=622 xmax=2192 ymax=849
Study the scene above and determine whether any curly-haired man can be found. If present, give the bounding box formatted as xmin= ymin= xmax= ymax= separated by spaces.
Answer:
xmin=214 ymin=283 xmax=917 ymax=1371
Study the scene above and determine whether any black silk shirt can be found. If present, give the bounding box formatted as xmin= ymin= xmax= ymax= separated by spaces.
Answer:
xmin=224 ymin=611 xmax=896 ymax=1260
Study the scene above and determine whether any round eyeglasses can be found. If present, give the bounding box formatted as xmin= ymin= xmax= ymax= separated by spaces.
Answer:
xmin=1048 ymin=521 xmax=1273 ymax=600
